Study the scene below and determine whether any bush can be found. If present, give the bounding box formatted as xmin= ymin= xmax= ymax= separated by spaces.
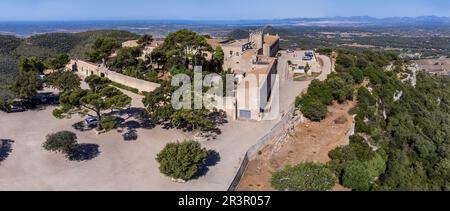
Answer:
xmin=300 ymin=99 xmax=328 ymax=121
xmin=351 ymin=68 xmax=364 ymax=84
xmin=52 ymin=108 xmax=64 ymax=119
xmin=329 ymin=135 xmax=375 ymax=162
xmin=100 ymin=116 xmax=118 ymax=132
xmin=43 ymin=131 xmax=78 ymax=155
xmin=336 ymin=54 xmax=356 ymax=69
xmin=271 ymin=162 xmax=336 ymax=191
xmin=156 ymin=140 xmax=208 ymax=181
xmin=355 ymin=117 xmax=372 ymax=134
xmin=365 ymin=154 xmax=387 ymax=178
xmin=305 ymin=80 xmax=334 ymax=105
xmin=342 ymin=161 xmax=372 ymax=191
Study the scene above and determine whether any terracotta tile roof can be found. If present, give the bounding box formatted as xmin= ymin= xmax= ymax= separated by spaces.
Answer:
xmin=207 ymin=38 xmax=226 ymax=49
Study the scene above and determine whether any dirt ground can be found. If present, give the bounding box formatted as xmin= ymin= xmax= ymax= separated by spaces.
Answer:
xmin=237 ymin=101 xmax=356 ymax=191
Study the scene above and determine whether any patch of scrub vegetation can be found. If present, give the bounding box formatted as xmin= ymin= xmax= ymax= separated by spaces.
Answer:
xmin=276 ymin=49 xmax=450 ymax=191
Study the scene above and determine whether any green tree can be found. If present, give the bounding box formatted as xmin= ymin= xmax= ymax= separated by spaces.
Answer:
xmin=137 ymin=34 xmax=154 ymax=46
xmin=9 ymin=71 xmax=43 ymax=99
xmin=299 ymin=98 xmax=328 ymax=121
xmin=43 ymin=131 xmax=78 ymax=156
xmin=336 ymin=53 xmax=356 ymax=70
xmin=156 ymin=140 xmax=208 ymax=181
xmin=155 ymin=29 xmax=212 ymax=68
xmin=212 ymin=46 xmax=225 ymax=72
xmin=342 ymin=161 xmax=373 ymax=191
xmin=271 ymin=162 xmax=336 ymax=191
xmin=326 ymin=75 xmax=354 ymax=103
xmin=46 ymin=70 xmax=81 ymax=92
xmin=329 ymin=135 xmax=376 ymax=162
xmin=142 ymin=81 xmax=224 ymax=133
xmin=171 ymin=109 xmax=215 ymax=132
xmin=19 ymin=56 xmax=45 ymax=74
xmin=87 ymin=38 xmax=121 ymax=62
xmin=45 ymin=54 xmax=70 ymax=70
xmin=350 ymin=68 xmax=364 ymax=84
xmin=55 ymin=75 xmax=131 ymax=130
xmin=110 ymin=47 xmax=142 ymax=69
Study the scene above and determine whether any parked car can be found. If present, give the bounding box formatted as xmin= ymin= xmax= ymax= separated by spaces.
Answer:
xmin=305 ymin=51 xmax=314 ymax=57
xmin=85 ymin=117 xmax=99 ymax=128
xmin=48 ymin=95 xmax=60 ymax=105
xmin=303 ymin=56 xmax=313 ymax=61
xmin=1 ymin=102 xmax=26 ymax=113
xmin=37 ymin=75 xmax=46 ymax=80
xmin=22 ymin=99 xmax=38 ymax=110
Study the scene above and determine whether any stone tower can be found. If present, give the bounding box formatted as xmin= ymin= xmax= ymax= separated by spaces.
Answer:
xmin=249 ymin=30 xmax=264 ymax=50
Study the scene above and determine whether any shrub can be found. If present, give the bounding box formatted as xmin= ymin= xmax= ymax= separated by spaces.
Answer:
xmin=336 ymin=54 xmax=356 ymax=69
xmin=43 ymin=131 xmax=78 ymax=155
xmin=300 ymin=99 xmax=328 ymax=121
xmin=355 ymin=117 xmax=372 ymax=134
xmin=351 ymin=68 xmax=364 ymax=84
xmin=365 ymin=154 xmax=387 ymax=178
xmin=329 ymin=135 xmax=375 ymax=162
xmin=316 ymin=48 xmax=333 ymax=56
xmin=100 ymin=116 xmax=118 ymax=132
xmin=156 ymin=140 xmax=208 ymax=181
xmin=357 ymin=87 xmax=376 ymax=106
xmin=342 ymin=161 xmax=372 ymax=191
xmin=305 ymin=80 xmax=334 ymax=105
xmin=326 ymin=76 xmax=354 ymax=103
xmin=52 ymin=108 xmax=64 ymax=119
xmin=271 ymin=162 xmax=336 ymax=191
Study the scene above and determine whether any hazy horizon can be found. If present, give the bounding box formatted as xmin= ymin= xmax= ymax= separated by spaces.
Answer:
xmin=0 ymin=15 xmax=450 ymax=23
xmin=0 ymin=0 xmax=449 ymax=21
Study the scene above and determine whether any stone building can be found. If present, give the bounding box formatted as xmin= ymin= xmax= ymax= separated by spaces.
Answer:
xmin=213 ymin=31 xmax=281 ymax=121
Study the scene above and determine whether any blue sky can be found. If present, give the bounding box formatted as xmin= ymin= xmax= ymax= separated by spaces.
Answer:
xmin=0 ymin=0 xmax=449 ymax=21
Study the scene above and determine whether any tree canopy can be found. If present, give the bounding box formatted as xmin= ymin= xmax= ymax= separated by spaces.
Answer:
xmin=152 ymin=29 xmax=212 ymax=69
xmin=9 ymin=70 xmax=43 ymax=99
xmin=87 ymin=37 xmax=121 ymax=63
xmin=45 ymin=54 xmax=70 ymax=70
xmin=46 ymin=70 xmax=81 ymax=92
xmin=43 ymin=131 xmax=78 ymax=156
xmin=156 ymin=140 xmax=208 ymax=181
xmin=54 ymin=75 xmax=131 ymax=130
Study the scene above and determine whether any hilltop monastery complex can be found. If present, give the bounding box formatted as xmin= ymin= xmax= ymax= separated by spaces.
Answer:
xmin=66 ymin=30 xmax=281 ymax=121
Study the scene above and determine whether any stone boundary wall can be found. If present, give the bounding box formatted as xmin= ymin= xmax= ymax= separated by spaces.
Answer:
xmin=103 ymin=70 xmax=160 ymax=93
xmin=66 ymin=59 xmax=161 ymax=93
xmin=228 ymin=103 xmax=303 ymax=191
